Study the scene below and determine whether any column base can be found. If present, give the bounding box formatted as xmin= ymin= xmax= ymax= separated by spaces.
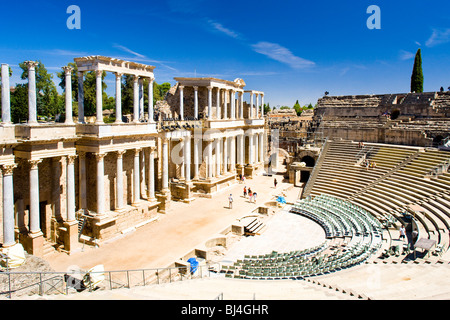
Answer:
xmin=25 ymin=231 xmax=44 ymax=257
xmin=156 ymin=189 xmax=171 ymax=214
xmin=63 ymin=220 xmax=79 ymax=253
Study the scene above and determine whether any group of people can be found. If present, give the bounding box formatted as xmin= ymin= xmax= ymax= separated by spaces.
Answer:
xmin=363 ymin=159 xmax=377 ymax=170
xmin=243 ymin=186 xmax=258 ymax=203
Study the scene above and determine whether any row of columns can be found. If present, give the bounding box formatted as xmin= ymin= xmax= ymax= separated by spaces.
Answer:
xmin=78 ymin=147 xmax=157 ymax=216
xmin=177 ymin=85 xmax=265 ymax=121
xmin=78 ymin=70 xmax=155 ymax=124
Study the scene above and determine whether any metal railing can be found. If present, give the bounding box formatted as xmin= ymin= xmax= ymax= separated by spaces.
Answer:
xmin=0 ymin=263 xmax=220 ymax=299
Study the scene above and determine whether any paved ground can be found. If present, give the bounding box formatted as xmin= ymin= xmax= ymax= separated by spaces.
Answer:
xmin=46 ymin=172 xmax=301 ymax=273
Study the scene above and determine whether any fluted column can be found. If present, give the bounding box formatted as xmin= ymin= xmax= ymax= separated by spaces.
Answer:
xmin=223 ymin=89 xmax=228 ymax=120
xmin=185 ymin=136 xmax=191 ymax=182
xmin=206 ymin=139 xmax=214 ymax=179
xmin=249 ymin=92 xmax=254 ymax=119
xmin=255 ymin=93 xmax=260 ymax=119
xmin=249 ymin=134 xmax=254 ymax=165
xmin=133 ymin=148 xmax=141 ymax=204
xmin=193 ymin=86 xmax=198 ymax=120
xmin=2 ymin=164 xmax=17 ymax=247
xmin=207 ymin=86 xmax=213 ymax=120
xmin=215 ymin=87 xmax=220 ymax=120
xmin=95 ymin=70 xmax=104 ymax=124
xmin=239 ymin=134 xmax=244 ymax=166
xmin=259 ymin=132 xmax=264 ymax=164
xmin=179 ymin=138 xmax=185 ymax=180
xmin=261 ymin=94 xmax=265 ymax=118
xmin=215 ymin=138 xmax=221 ymax=177
xmin=162 ymin=138 xmax=169 ymax=191
xmin=193 ymin=138 xmax=200 ymax=180
xmin=133 ymin=75 xmax=140 ymax=123
xmin=148 ymin=77 xmax=155 ymax=122
xmin=1 ymin=64 xmax=11 ymax=124
xmin=25 ymin=61 xmax=39 ymax=124
xmin=223 ymin=137 xmax=228 ymax=174
xmin=115 ymin=73 xmax=123 ymax=123
xmin=231 ymin=90 xmax=236 ymax=120
xmin=255 ymin=133 xmax=259 ymax=163
xmin=147 ymin=147 xmax=156 ymax=200
xmin=239 ymin=92 xmax=244 ymax=119
xmin=116 ymin=150 xmax=125 ymax=210
xmin=179 ymin=85 xmax=184 ymax=120
xmin=230 ymin=136 xmax=236 ymax=172
xmin=62 ymin=66 xmax=74 ymax=124
xmin=29 ymin=159 xmax=42 ymax=233
xmin=95 ymin=153 xmax=106 ymax=215
xmin=78 ymin=152 xmax=87 ymax=209
xmin=77 ymin=72 xmax=85 ymax=123
xmin=66 ymin=155 xmax=76 ymax=222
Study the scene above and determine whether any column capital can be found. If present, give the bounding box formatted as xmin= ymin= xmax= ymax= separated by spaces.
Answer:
xmin=193 ymin=86 xmax=198 ymax=91
xmin=149 ymin=146 xmax=157 ymax=152
xmin=95 ymin=69 xmax=103 ymax=77
xmin=115 ymin=72 xmax=123 ymax=78
xmin=67 ymin=155 xmax=77 ymax=165
xmin=116 ymin=150 xmax=126 ymax=158
xmin=148 ymin=77 xmax=155 ymax=82
xmin=62 ymin=66 xmax=73 ymax=75
xmin=179 ymin=85 xmax=185 ymax=90
xmin=94 ymin=153 xmax=106 ymax=161
xmin=134 ymin=148 xmax=142 ymax=156
xmin=207 ymin=86 xmax=213 ymax=90
xmin=1 ymin=163 xmax=17 ymax=175
xmin=28 ymin=159 xmax=42 ymax=169
xmin=24 ymin=60 xmax=39 ymax=70
xmin=77 ymin=151 xmax=87 ymax=158
xmin=133 ymin=75 xmax=140 ymax=82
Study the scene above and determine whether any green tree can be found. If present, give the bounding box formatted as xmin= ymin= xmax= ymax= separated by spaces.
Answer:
xmin=411 ymin=49 xmax=424 ymax=93
xmin=18 ymin=60 xmax=62 ymax=119
xmin=293 ymin=100 xmax=301 ymax=115
xmin=10 ymin=84 xmax=28 ymax=123
xmin=264 ymin=102 xmax=271 ymax=114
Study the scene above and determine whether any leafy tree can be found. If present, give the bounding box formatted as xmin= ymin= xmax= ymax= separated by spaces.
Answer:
xmin=280 ymin=106 xmax=291 ymax=110
xmin=10 ymin=84 xmax=28 ymax=123
xmin=264 ymin=102 xmax=270 ymax=114
xmin=293 ymin=100 xmax=301 ymax=115
xmin=411 ymin=49 xmax=424 ymax=93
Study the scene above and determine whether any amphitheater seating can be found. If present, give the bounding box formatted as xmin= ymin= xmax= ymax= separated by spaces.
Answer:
xmin=304 ymin=139 xmax=450 ymax=260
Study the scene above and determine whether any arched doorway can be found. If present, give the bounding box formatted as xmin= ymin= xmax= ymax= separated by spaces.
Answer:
xmin=301 ymin=155 xmax=315 ymax=167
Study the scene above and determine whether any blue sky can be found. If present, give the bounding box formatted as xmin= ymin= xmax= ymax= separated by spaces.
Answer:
xmin=1 ymin=0 xmax=450 ymax=107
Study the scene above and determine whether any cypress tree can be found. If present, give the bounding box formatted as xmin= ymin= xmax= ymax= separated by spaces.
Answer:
xmin=411 ymin=49 xmax=424 ymax=93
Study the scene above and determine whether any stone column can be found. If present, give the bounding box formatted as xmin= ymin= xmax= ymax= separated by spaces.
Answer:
xmin=193 ymin=138 xmax=200 ymax=180
xmin=249 ymin=92 xmax=254 ymax=119
xmin=116 ymin=150 xmax=125 ymax=210
xmin=25 ymin=61 xmax=39 ymax=124
xmin=216 ymin=87 xmax=220 ymax=120
xmin=215 ymin=138 xmax=221 ymax=177
xmin=148 ymin=78 xmax=154 ymax=122
xmin=147 ymin=147 xmax=156 ymax=201
xmin=139 ymin=78 xmax=144 ymax=121
xmin=230 ymin=136 xmax=236 ymax=172
xmin=62 ymin=66 xmax=74 ymax=124
xmin=78 ymin=152 xmax=87 ymax=210
xmin=185 ymin=136 xmax=191 ymax=182
xmin=193 ymin=86 xmax=198 ymax=120
xmin=95 ymin=153 xmax=106 ymax=215
xmin=66 ymin=155 xmax=76 ymax=222
xmin=115 ymin=73 xmax=123 ymax=123
xmin=255 ymin=133 xmax=259 ymax=163
xmin=179 ymin=85 xmax=184 ymax=120
xmin=255 ymin=93 xmax=260 ymax=119
xmin=223 ymin=137 xmax=228 ymax=174
xmin=95 ymin=70 xmax=104 ymax=124
xmin=1 ymin=64 xmax=11 ymax=124
xmin=231 ymin=90 xmax=236 ymax=120
xmin=179 ymin=138 xmax=185 ymax=180
xmin=206 ymin=139 xmax=214 ymax=179
xmin=249 ymin=134 xmax=254 ymax=165
xmin=28 ymin=159 xmax=42 ymax=233
xmin=259 ymin=132 xmax=264 ymax=164
xmin=223 ymin=89 xmax=228 ymax=120
xmin=239 ymin=92 xmax=244 ymax=119
xmin=162 ymin=138 xmax=169 ymax=191
xmin=261 ymin=94 xmax=265 ymax=118
xmin=77 ymin=72 xmax=85 ymax=123
xmin=207 ymin=86 xmax=213 ymax=120
xmin=2 ymin=164 xmax=17 ymax=247
xmin=133 ymin=76 xmax=140 ymax=123
xmin=133 ymin=148 xmax=141 ymax=204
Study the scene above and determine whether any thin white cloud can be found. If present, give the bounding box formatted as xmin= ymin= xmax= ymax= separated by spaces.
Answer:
xmin=425 ymin=28 xmax=450 ymax=47
xmin=399 ymin=50 xmax=415 ymax=61
xmin=207 ymin=19 xmax=241 ymax=39
xmin=251 ymin=42 xmax=315 ymax=69
xmin=113 ymin=44 xmax=146 ymax=58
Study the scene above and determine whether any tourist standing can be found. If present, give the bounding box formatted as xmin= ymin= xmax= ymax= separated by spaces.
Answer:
xmin=253 ymin=192 xmax=258 ymax=203
xmin=243 ymin=186 xmax=247 ymax=198
xmin=274 ymin=178 xmax=278 ymax=188
xmin=248 ymin=188 xmax=253 ymax=203
xmin=228 ymin=194 xmax=233 ymax=209
xmin=399 ymin=225 xmax=406 ymax=241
